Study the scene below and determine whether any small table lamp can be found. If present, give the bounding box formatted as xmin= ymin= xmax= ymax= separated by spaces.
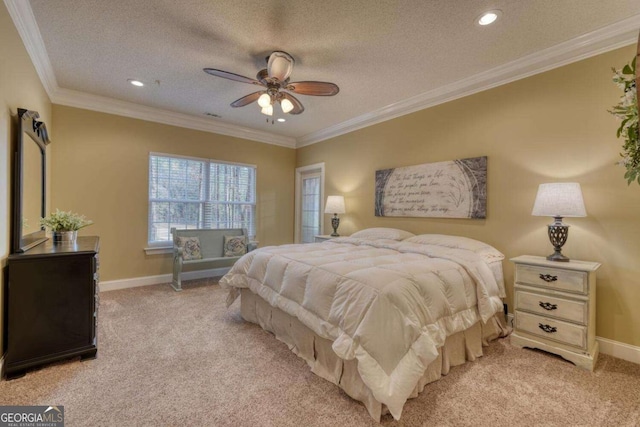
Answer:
xmin=325 ymin=195 xmax=346 ymax=237
xmin=532 ymin=182 xmax=587 ymax=262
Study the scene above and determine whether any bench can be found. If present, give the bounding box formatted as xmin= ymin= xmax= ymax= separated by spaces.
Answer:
xmin=171 ymin=228 xmax=255 ymax=291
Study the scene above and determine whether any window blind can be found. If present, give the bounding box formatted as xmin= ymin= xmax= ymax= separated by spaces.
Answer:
xmin=149 ymin=154 xmax=256 ymax=243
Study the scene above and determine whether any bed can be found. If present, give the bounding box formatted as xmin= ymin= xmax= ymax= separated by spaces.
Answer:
xmin=219 ymin=229 xmax=509 ymax=421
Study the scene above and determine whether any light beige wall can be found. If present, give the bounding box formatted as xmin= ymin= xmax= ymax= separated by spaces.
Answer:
xmin=0 ymin=3 xmax=52 ymax=356
xmin=51 ymin=105 xmax=295 ymax=282
xmin=297 ymin=46 xmax=640 ymax=347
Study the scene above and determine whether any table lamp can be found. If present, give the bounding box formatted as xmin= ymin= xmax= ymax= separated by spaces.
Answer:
xmin=324 ymin=196 xmax=346 ymax=237
xmin=532 ymin=182 xmax=586 ymax=262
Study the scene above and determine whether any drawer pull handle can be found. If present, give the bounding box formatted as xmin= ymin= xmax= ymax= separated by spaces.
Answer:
xmin=539 ymin=274 xmax=558 ymax=283
xmin=539 ymin=301 xmax=558 ymax=311
xmin=538 ymin=323 xmax=557 ymax=333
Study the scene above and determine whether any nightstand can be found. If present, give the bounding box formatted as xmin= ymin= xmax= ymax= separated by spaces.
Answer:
xmin=510 ymin=255 xmax=600 ymax=371
xmin=314 ymin=235 xmax=334 ymax=242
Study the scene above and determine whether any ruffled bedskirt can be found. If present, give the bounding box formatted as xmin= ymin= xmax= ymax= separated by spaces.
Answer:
xmin=239 ymin=289 xmax=509 ymax=421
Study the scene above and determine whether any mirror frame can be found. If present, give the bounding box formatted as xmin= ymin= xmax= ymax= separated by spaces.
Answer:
xmin=12 ymin=108 xmax=51 ymax=253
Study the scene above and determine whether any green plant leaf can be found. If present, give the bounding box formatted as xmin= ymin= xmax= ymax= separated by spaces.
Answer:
xmin=610 ymin=56 xmax=640 ymax=186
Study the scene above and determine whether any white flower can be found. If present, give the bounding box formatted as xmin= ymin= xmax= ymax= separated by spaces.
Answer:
xmin=618 ymin=156 xmax=631 ymax=166
xmin=622 ymin=90 xmax=636 ymax=107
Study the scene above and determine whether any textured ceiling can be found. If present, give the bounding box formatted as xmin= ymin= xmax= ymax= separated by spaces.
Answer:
xmin=25 ymin=0 xmax=640 ymax=142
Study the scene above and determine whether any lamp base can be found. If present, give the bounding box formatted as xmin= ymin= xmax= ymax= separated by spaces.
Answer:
xmin=546 ymin=250 xmax=570 ymax=262
xmin=330 ymin=215 xmax=340 ymax=237
xmin=547 ymin=218 xmax=570 ymax=262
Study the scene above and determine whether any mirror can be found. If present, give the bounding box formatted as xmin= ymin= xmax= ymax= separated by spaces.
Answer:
xmin=12 ymin=108 xmax=50 ymax=253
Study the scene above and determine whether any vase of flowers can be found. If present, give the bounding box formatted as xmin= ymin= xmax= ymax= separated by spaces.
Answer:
xmin=609 ymin=57 xmax=639 ymax=185
xmin=40 ymin=209 xmax=93 ymax=244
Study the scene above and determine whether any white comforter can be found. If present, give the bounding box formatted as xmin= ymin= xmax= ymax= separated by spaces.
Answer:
xmin=219 ymin=237 xmax=505 ymax=420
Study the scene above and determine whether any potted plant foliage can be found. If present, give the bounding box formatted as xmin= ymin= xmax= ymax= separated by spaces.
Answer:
xmin=609 ymin=57 xmax=639 ymax=185
xmin=40 ymin=209 xmax=93 ymax=243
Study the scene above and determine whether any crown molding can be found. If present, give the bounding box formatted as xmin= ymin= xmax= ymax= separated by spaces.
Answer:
xmin=5 ymin=0 xmax=296 ymax=149
xmin=52 ymin=88 xmax=297 ymax=148
xmin=7 ymin=0 xmax=640 ymax=149
xmin=297 ymin=14 xmax=640 ymax=147
xmin=4 ymin=0 xmax=58 ymax=97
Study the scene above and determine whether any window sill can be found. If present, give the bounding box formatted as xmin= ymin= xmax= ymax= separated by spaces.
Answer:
xmin=144 ymin=246 xmax=172 ymax=255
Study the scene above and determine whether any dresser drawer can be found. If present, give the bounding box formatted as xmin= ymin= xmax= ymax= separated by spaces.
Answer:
xmin=515 ymin=264 xmax=587 ymax=294
xmin=515 ymin=311 xmax=587 ymax=349
xmin=515 ymin=290 xmax=587 ymax=325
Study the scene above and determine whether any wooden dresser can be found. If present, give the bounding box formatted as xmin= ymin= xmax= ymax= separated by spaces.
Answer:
xmin=510 ymin=255 xmax=600 ymax=371
xmin=4 ymin=236 xmax=99 ymax=379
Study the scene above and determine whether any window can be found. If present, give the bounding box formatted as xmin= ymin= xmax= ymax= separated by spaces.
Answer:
xmin=148 ymin=153 xmax=256 ymax=244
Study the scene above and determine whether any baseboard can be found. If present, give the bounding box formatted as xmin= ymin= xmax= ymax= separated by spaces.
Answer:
xmin=596 ymin=336 xmax=640 ymax=365
xmin=99 ymin=267 xmax=231 ymax=292
xmin=507 ymin=313 xmax=639 ymax=365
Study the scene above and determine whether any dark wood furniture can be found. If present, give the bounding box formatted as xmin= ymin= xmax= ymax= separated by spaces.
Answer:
xmin=4 ymin=236 xmax=99 ymax=379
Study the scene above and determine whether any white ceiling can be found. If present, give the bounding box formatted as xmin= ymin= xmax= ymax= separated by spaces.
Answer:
xmin=8 ymin=0 xmax=640 ymax=148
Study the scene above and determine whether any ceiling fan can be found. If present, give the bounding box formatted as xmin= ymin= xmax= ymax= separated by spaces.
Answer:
xmin=204 ymin=51 xmax=339 ymax=117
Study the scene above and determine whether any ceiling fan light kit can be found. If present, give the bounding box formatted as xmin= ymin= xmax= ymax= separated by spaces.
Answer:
xmin=258 ymin=93 xmax=272 ymax=108
xmin=204 ymin=51 xmax=339 ymax=119
xmin=261 ymin=105 xmax=274 ymax=116
xmin=280 ymin=98 xmax=294 ymax=113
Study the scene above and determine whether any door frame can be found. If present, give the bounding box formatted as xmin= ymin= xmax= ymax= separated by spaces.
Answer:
xmin=294 ymin=162 xmax=325 ymax=243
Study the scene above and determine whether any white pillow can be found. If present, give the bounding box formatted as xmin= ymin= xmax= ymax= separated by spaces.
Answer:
xmin=350 ymin=228 xmax=415 ymax=241
xmin=404 ymin=234 xmax=505 ymax=262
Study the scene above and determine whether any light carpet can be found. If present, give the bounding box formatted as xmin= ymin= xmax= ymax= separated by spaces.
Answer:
xmin=0 ymin=279 xmax=638 ymax=426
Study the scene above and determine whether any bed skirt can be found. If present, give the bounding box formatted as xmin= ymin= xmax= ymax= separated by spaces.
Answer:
xmin=239 ymin=289 xmax=509 ymax=421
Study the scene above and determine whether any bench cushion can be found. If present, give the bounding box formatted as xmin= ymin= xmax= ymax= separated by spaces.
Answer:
xmin=183 ymin=256 xmax=241 ymax=265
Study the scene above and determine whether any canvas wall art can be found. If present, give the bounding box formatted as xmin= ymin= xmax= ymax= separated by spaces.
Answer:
xmin=375 ymin=156 xmax=487 ymax=218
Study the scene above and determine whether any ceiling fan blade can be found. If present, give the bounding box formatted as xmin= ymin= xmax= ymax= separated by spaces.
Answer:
xmin=281 ymin=92 xmax=304 ymax=115
xmin=287 ymin=81 xmax=339 ymax=96
xmin=267 ymin=51 xmax=294 ymax=82
xmin=230 ymin=91 xmax=263 ymax=108
xmin=204 ymin=68 xmax=263 ymax=86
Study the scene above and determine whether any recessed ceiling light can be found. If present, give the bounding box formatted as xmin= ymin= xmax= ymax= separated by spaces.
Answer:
xmin=277 ymin=118 xmax=286 ymax=122
xmin=477 ymin=10 xmax=502 ymax=26
xmin=128 ymin=79 xmax=144 ymax=87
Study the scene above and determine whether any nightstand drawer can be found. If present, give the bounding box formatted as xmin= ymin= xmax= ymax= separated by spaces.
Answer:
xmin=515 ymin=264 xmax=587 ymax=294
xmin=515 ymin=290 xmax=587 ymax=325
xmin=515 ymin=311 xmax=587 ymax=349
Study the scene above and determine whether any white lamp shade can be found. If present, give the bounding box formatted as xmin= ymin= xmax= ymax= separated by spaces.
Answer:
xmin=258 ymin=93 xmax=272 ymax=108
xmin=280 ymin=98 xmax=294 ymax=113
xmin=324 ymin=195 xmax=345 ymax=214
xmin=532 ymin=183 xmax=587 ymax=217
xmin=261 ymin=104 xmax=273 ymax=116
